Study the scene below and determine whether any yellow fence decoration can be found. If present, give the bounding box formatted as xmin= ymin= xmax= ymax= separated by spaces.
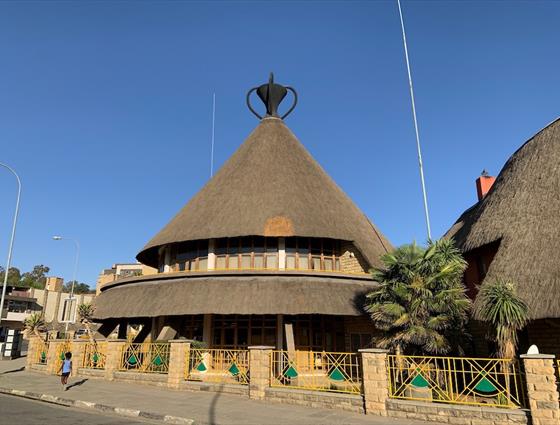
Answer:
xmin=54 ymin=340 xmax=73 ymax=372
xmin=186 ymin=348 xmax=249 ymax=385
xmin=34 ymin=340 xmax=49 ymax=365
xmin=387 ymin=355 xmax=526 ymax=408
xmin=82 ymin=341 xmax=108 ymax=369
xmin=270 ymin=350 xmax=362 ymax=394
xmin=119 ymin=343 xmax=170 ymax=374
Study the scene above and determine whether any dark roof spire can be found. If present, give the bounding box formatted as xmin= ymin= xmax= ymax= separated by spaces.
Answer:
xmin=247 ymin=73 xmax=297 ymax=120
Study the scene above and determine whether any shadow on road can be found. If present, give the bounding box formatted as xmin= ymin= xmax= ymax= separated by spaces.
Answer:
xmin=1 ymin=367 xmax=25 ymax=375
xmin=208 ymin=383 xmax=224 ymax=425
xmin=67 ymin=379 xmax=88 ymax=390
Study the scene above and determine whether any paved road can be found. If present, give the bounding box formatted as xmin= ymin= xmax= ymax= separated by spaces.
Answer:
xmin=0 ymin=394 xmax=157 ymax=425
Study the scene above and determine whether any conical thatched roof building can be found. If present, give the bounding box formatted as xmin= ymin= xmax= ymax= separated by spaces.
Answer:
xmin=94 ymin=75 xmax=391 ymax=351
xmin=446 ymin=118 xmax=560 ymax=354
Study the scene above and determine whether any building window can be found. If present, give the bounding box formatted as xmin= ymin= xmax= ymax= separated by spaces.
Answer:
xmin=285 ymin=237 xmax=341 ymax=272
xmin=214 ymin=237 xmax=278 ymax=270
xmin=173 ymin=240 xmax=209 ymax=272
xmin=211 ymin=315 xmax=276 ymax=348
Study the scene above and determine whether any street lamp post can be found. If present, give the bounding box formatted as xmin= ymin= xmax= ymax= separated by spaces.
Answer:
xmin=0 ymin=162 xmax=21 ymax=328
xmin=52 ymin=236 xmax=80 ymax=336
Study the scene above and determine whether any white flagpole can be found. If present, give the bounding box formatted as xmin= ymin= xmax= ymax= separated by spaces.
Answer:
xmin=210 ymin=93 xmax=216 ymax=178
xmin=397 ymin=0 xmax=432 ymax=240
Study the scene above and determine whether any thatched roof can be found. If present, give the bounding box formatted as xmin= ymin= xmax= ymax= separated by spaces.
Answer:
xmin=446 ymin=117 xmax=560 ymax=319
xmin=93 ymin=271 xmax=376 ymax=320
xmin=137 ymin=117 xmax=391 ymax=268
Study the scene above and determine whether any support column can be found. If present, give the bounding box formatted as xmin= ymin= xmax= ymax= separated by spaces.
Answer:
xmin=117 ymin=319 xmax=128 ymax=339
xmin=276 ymin=315 xmax=284 ymax=350
xmin=104 ymin=339 xmax=128 ymax=381
xmin=167 ymin=340 xmax=191 ymax=389
xmin=203 ymin=314 xmax=212 ymax=346
xmin=278 ymin=237 xmax=286 ymax=270
xmin=521 ymin=353 xmax=560 ymax=425
xmin=163 ymin=246 xmax=171 ymax=273
xmin=359 ymin=348 xmax=389 ymax=416
xmin=248 ymin=346 xmax=273 ymax=400
xmin=208 ymin=239 xmax=216 ymax=271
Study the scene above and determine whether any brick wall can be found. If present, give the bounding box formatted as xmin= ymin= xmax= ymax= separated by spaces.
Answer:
xmin=340 ymin=242 xmax=369 ymax=274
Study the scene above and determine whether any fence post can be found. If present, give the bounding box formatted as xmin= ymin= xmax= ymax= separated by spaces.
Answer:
xmin=46 ymin=340 xmax=63 ymax=375
xmin=71 ymin=340 xmax=87 ymax=377
xmin=359 ymin=348 xmax=390 ymax=416
xmin=248 ymin=346 xmax=273 ymax=400
xmin=520 ymin=353 xmax=560 ymax=425
xmin=104 ymin=339 xmax=128 ymax=381
xmin=167 ymin=340 xmax=190 ymax=389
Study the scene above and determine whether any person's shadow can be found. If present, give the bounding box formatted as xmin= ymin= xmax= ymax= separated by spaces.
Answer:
xmin=1 ymin=367 xmax=25 ymax=375
xmin=66 ymin=379 xmax=88 ymax=390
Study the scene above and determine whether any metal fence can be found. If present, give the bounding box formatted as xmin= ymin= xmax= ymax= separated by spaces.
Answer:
xmin=119 ymin=342 xmax=170 ymax=374
xmin=82 ymin=341 xmax=107 ymax=369
xmin=387 ymin=355 xmax=527 ymax=408
xmin=270 ymin=350 xmax=362 ymax=394
xmin=186 ymin=348 xmax=249 ymax=385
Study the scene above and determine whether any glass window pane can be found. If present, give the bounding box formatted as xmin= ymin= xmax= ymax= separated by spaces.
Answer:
xmin=286 ymin=255 xmax=296 ymax=269
xmin=253 ymin=236 xmax=265 ymax=253
xmin=215 ymin=239 xmax=227 ymax=255
xmin=265 ymin=238 xmax=277 ymax=252
xmin=254 ymin=255 xmax=264 ymax=269
xmin=298 ymin=238 xmax=309 ymax=255
xmin=285 ymin=237 xmax=297 ymax=252
xmin=216 ymin=256 xmax=226 ymax=269
xmin=266 ymin=254 xmax=277 ymax=269
xmin=323 ymin=239 xmax=333 ymax=256
xmin=264 ymin=328 xmax=276 ymax=346
xmin=311 ymin=239 xmax=321 ymax=255
xmin=228 ymin=256 xmax=239 ymax=269
xmin=240 ymin=237 xmax=252 ymax=253
xmin=198 ymin=257 xmax=208 ymax=271
xmin=241 ymin=255 xmax=251 ymax=269
xmin=179 ymin=262 xmax=185 ymax=271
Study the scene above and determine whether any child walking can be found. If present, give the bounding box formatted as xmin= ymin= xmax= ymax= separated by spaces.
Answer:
xmin=58 ymin=352 xmax=72 ymax=391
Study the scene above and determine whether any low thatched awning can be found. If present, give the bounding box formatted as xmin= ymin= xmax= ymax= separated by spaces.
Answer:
xmin=93 ymin=272 xmax=376 ymax=320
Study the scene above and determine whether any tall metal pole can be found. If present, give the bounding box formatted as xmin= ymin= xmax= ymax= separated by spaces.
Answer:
xmin=0 ymin=162 xmax=21 ymax=327
xmin=210 ymin=92 xmax=216 ymax=178
xmin=53 ymin=236 xmax=80 ymax=335
xmin=397 ymin=0 xmax=432 ymax=240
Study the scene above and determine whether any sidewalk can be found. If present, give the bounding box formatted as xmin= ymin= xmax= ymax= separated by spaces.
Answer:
xmin=0 ymin=358 xmax=436 ymax=425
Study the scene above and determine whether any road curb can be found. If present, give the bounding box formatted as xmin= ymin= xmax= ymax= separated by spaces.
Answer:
xmin=0 ymin=386 xmax=194 ymax=424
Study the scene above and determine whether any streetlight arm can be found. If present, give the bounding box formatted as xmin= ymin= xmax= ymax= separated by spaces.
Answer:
xmin=0 ymin=162 xmax=21 ymax=326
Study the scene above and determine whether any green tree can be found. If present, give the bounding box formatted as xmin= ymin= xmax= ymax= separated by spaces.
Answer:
xmin=0 ymin=266 xmax=22 ymax=286
xmin=20 ymin=265 xmax=50 ymax=289
xmin=63 ymin=281 xmax=93 ymax=294
xmin=365 ymin=239 xmax=471 ymax=355
xmin=77 ymin=302 xmax=96 ymax=344
xmin=473 ymin=279 xmax=529 ymax=359
xmin=23 ymin=312 xmax=46 ymax=339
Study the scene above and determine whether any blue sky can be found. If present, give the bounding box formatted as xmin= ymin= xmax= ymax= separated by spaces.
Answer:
xmin=0 ymin=1 xmax=559 ymax=287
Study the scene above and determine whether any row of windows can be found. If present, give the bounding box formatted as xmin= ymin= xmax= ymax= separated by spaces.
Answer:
xmin=165 ymin=237 xmax=346 ymax=272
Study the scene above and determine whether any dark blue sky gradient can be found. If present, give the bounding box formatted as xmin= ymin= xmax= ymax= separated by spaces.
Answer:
xmin=0 ymin=1 xmax=558 ymax=286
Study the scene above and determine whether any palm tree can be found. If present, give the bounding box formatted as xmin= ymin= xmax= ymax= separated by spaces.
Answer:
xmin=365 ymin=239 xmax=471 ymax=355
xmin=77 ymin=302 xmax=96 ymax=345
xmin=473 ymin=279 xmax=529 ymax=359
xmin=23 ymin=312 xmax=46 ymax=340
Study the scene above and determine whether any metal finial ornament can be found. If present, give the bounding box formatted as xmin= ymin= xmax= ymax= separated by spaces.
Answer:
xmin=247 ymin=73 xmax=297 ymax=120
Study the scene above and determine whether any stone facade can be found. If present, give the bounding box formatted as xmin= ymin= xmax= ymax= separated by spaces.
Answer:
xmin=264 ymin=387 xmax=364 ymax=413
xmin=340 ymin=242 xmax=369 ymax=274
xmin=167 ymin=340 xmax=190 ymax=389
xmin=521 ymin=354 xmax=560 ymax=425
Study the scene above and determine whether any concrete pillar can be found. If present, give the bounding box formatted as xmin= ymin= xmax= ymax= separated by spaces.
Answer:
xmin=163 ymin=246 xmax=171 ymax=273
xmin=248 ymin=346 xmax=273 ymax=400
xmin=521 ymin=353 xmax=560 ymax=425
xmin=278 ymin=237 xmax=286 ymax=270
xmin=208 ymin=239 xmax=216 ymax=271
xmin=359 ymin=348 xmax=389 ymax=416
xmin=104 ymin=339 xmax=128 ymax=381
xmin=276 ymin=315 xmax=284 ymax=350
xmin=167 ymin=340 xmax=191 ymax=389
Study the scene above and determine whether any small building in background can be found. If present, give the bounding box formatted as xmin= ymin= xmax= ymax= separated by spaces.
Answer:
xmin=96 ymin=263 xmax=157 ymax=295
